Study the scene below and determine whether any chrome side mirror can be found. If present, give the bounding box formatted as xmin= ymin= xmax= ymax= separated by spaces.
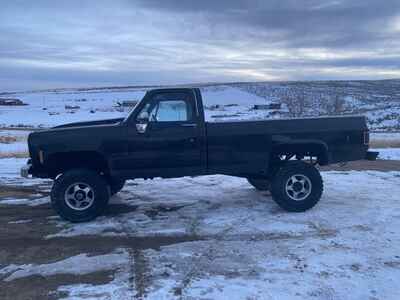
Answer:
xmin=136 ymin=123 xmax=148 ymax=134
xmin=137 ymin=111 xmax=149 ymax=121
xmin=136 ymin=111 xmax=149 ymax=134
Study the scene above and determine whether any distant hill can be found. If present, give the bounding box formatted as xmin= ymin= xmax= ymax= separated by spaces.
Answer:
xmin=1 ymin=79 xmax=399 ymax=131
xmin=227 ymin=79 xmax=400 ymax=131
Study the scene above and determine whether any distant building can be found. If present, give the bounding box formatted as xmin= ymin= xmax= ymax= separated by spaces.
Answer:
xmin=253 ymin=103 xmax=282 ymax=110
xmin=115 ymin=100 xmax=138 ymax=108
xmin=0 ymin=98 xmax=27 ymax=106
xmin=65 ymin=105 xmax=80 ymax=110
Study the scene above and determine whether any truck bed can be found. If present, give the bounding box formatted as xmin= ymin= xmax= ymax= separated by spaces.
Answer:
xmin=205 ymin=115 xmax=368 ymax=174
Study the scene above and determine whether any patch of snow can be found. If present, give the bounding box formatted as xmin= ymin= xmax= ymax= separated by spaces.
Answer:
xmin=0 ymin=89 xmax=146 ymax=128
xmin=371 ymin=148 xmax=400 ymax=160
xmin=370 ymin=132 xmax=400 ymax=141
xmin=58 ymin=278 xmax=131 ymax=300
xmin=0 ymin=141 xmax=28 ymax=154
xmin=1 ymin=248 xmax=129 ymax=282
xmin=202 ymin=86 xmax=268 ymax=107
xmin=2 ymin=156 xmax=400 ymax=299
xmin=45 ymin=170 xmax=400 ymax=241
xmin=0 ymin=129 xmax=30 ymax=156
xmin=2 ymin=82 xmax=400 ymax=130
xmin=0 ymin=196 xmax=50 ymax=206
xmin=0 ymin=158 xmax=47 ymax=186
xmin=7 ymin=219 xmax=32 ymax=224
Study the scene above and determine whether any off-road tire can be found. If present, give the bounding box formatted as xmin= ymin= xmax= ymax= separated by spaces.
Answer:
xmin=51 ymin=169 xmax=110 ymax=222
xmin=271 ymin=161 xmax=323 ymax=212
xmin=110 ymin=178 xmax=126 ymax=195
xmin=247 ymin=177 xmax=270 ymax=191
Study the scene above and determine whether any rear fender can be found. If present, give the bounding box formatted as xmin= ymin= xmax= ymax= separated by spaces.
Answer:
xmin=271 ymin=140 xmax=329 ymax=165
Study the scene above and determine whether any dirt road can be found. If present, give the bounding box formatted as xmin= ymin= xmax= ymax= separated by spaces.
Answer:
xmin=1 ymin=159 xmax=400 ymax=299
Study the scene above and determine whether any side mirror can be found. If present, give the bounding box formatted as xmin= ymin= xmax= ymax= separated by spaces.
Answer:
xmin=136 ymin=123 xmax=147 ymax=133
xmin=137 ymin=111 xmax=149 ymax=122
xmin=136 ymin=111 xmax=149 ymax=134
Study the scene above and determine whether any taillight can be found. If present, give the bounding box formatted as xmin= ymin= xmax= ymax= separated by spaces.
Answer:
xmin=363 ymin=130 xmax=370 ymax=145
xmin=38 ymin=150 xmax=44 ymax=164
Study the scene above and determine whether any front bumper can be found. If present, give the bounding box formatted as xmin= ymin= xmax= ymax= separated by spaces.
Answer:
xmin=366 ymin=151 xmax=379 ymax=161
xmin=20 ymin=163 xmax=32 ymax=178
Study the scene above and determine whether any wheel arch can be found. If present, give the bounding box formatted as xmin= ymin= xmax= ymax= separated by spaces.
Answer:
xmin=270 ymin=140 xmax=330 ymax=165
xmin=45 ymin=151 xmax=110 ymax=178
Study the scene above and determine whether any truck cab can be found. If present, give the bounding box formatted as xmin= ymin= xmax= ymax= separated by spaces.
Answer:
xmin=118 ymin=88 xmax=207 ymax=179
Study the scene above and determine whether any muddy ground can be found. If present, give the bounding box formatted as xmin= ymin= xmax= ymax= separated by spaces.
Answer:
xmin=1 ymin=159 xmax=400 ymax=300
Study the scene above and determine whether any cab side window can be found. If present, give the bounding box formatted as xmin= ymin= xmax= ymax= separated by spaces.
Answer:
xmin=150 ymin=100 xmax=188 ymax=121
xmin=138 ymin=92 xmax=194 ymax=122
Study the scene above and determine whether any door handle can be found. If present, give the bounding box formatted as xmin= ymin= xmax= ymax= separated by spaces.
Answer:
xmin=181 ymin=123 xmax=197 ymax=127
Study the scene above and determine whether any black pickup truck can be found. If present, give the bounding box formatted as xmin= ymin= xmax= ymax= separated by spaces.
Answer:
xmin=21 ymin=88 xmax=377 ymax=222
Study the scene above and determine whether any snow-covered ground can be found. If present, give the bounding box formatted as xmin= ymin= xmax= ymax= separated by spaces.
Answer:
xmin=0 ymin=86 xmax=272 ymax=128
xmin=1 ymin=80 xmax=400 ymax=299
xmin=1 ymin=81 xmax=399 ymax=130
xmin=1 ymin=157 xmax=400 ymax=299
xmin=0 ymin=88 xmax=146 ymax=128
xmin=370 ymin=132 xmax=400 ymax=142
xmin=0 ymin=130 xmax=29 ymax=157
xmin=372 ymin=148 xmax=400 ymax=160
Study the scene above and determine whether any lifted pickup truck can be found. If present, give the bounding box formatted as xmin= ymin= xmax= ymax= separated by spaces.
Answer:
xmin=22 ymin=88 xmax=377 ymax=222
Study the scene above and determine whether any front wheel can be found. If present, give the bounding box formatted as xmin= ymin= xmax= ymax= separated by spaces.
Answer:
xmin=51 ymin=169 xmax=110 ymax=222
xmin=271 ymin=161 xmax=323 ymax=212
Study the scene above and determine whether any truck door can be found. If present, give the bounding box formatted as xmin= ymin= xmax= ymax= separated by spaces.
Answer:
xmin=123 ymin=90 xmax=205 ymax=178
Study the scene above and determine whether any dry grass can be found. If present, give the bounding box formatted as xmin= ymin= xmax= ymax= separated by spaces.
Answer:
xmin=0 ymin=151 xmax=29 ymax=158
xmin=0 ymin=187 xmax=35 ymax=198
xmin=0 ymin=136 xmax=17 ymax=144
xmin=370 ymin=139 xmax=400 ymax=148
xmin=0 ymin=132 xmax=29 ymax=158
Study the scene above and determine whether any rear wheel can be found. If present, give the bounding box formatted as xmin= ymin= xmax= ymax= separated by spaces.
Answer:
xmin=51 ymin=169 xmax=110 ymax=222
xmin=271 ymin=161 xmax=323 ymax=212
xmin=247 ymin=177 xmax=270 ymax=191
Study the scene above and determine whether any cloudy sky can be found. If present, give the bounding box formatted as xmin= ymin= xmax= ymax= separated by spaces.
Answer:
xmin=1 ymin=0 xmax=400 ymax=91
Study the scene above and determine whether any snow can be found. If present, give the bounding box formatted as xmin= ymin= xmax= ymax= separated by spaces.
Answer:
xmin=370 ymin=132 xmax=400 ymax=141
xmin=2 ymin=153 xmax=400 ymax=298
xmin=0 ymin=157 xmax=46 ymax=186
xmin=0 ymin=196 xmax=50 ymax=206
xmin=0 ymin=130 xmax=30 ymax=156
xmin=54 ymin=169 xmax=400 ymax=299
xmin=0 ymin=86 xmax=275 ymax=127
xmin=201 ymin=86 xmax=268 ymax=106
xmin=0 ymin=248 xmax=129 ymax=281
xmin=58 ymin=278 xmax=131 ymax=300
xmin=0 ymin=141 xmax=27 ymax=154
xmin=0 ymin=89 xmax=146 ymax=128
xmin=41 ymin=170 xmax=400 ymax=241
xmin=7 ymin=219 xmax=32 ymax=224
xmin=1 ymin=83 xmax=400 ymax=298
xmin=1 ymin=83 xmax=399 ymax=130
xmin=372 ymin=148 xmax=400 ymax=160
xmin=202 ymin=86 xmax=286 ymax=122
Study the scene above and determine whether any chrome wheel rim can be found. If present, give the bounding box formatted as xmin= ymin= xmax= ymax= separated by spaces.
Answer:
xmin=64 ymin=182 xmax=95 ymax=211
xmin=285 ymin=174 xmax=312 ymax=201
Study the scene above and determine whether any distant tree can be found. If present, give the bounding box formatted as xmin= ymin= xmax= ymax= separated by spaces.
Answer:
xmin=333 ymin=88 xmax=345 ymax=114
xmin=297 ymin=88 xmax=306 ymax=116
xmin=280 ymin=87 xmax=310 ymax=117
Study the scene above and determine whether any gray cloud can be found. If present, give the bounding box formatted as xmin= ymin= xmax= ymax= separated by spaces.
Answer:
xmin=0 ymin=0 xmax=399 ymax=91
